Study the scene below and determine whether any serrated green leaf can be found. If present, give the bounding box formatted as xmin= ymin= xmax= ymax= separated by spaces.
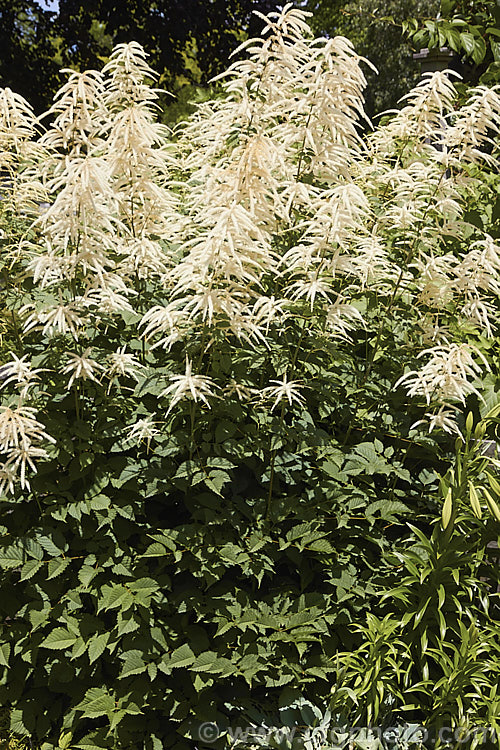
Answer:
xmin=47 ymin=558 xmax=70 ymax=580
xmin=79 ymin=565 xmax=97 ymax=587
xmin=101 ymin=585 xmax=134 ymax=612
xmin=0 ymin=545 xmax=25 ymax=569
xmin=89 ymin=494 xmax=110 ymax=510
xmin=306 ymin=539 xmax=334 ymax=553
xmin=37 ymin=535 xmax=63 ymax=557
xmin=0 ymin=642 xmax=11 ymax=667
xmin=88 ymin=633 xmax=109 ymax=664
xmin=119 ymin=649 xmax=146 ymax=678
xmin=76 ymin=688 xmax=115 ymax=719
xmin=20 ymin=559 xmax=43 ymax=581
xmin=71 ymin=637 xmax=88 ymax=660
xmin=41 ymin=627 xmax=78 ymax=650
xmin=142 ymin=542 xmax=167 ymax=557
xmin=168 ymin=643 xmax=195 ymax=669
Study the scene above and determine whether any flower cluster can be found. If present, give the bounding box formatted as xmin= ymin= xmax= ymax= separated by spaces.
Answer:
xmin=0 ymin=4 xmax=499 ymax=494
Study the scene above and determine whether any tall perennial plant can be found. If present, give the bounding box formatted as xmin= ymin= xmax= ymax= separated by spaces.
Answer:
xmin=0 ymin=5 xmax=499 ymax=749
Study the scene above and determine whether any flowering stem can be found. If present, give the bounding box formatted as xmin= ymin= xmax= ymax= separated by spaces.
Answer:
xmin=362 ymin=168 xmax=448 ymax=383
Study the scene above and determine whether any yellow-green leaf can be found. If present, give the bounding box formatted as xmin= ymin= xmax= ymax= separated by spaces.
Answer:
xmin=469 ymin=482 xmax=482 ymax=519
xmin=483 ymin=489 xmax=500 ymax=523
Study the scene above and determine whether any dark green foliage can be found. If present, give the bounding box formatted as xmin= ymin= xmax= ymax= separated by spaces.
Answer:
xmin=55 ymin=0 xmax=277 ymax=86
xmin=0 ymin=0 xmax=279 ymax=113
xmin=403 ymin=0 xmax=500 ymax=85
xmin=0 ymin=0 xmax=61 ymax=113
xmin=0 ymin=307 xmax=497 ymax=749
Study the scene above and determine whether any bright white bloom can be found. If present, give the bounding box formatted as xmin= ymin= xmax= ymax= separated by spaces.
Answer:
xmin=0 ymin=404 xmax=55 ymax=451
xmin=460 ymin=297 xmax=497 ymax=339
xmin=326 ymin=297 xmax=365 ymax=342
xmin=396 ymin=343 xmax=489 ymax=405
xmin=0 ymin=354 xmax=44 ymax=397
xmin=40 ymin=69 xmax=106 ymax=153
xmin=106 ymin=347 xmax=145 ymax=381
xmin=260 ymin=374 xmax=307 ymax=412
xmin=411 ymin=405 xmax=463 ymax=439
xmin=25 ymin=250 xmax=66 ymax=288
xmin=444 ymin=84 xmax=500 ymax=165
xmin=4 ymin=445 xmax=50 ymax=490
xmin=0 ymin=87 xmax=37 ymax=146
xmin=451 ymin=236 xmax=500 ymax=337
xmin=287 ymin=273 xmax=333 ymax=309
xmin=0 ymin=465 xmax=16 ymax=497
xmin=371 ymin=70 xmax=459 ymax=151
xmin=251 ymin=296 xmax=288 ymax=334
xmin=349 ymin=233 xmax=395 ymax=290
xmin=61 ymin=349 xmax=105 ymax=389
xmin=413 ymin=253 xmax=456 ymax=309
xmin=0 ymin=403 xmax=55 ymax=494
xmin=123 ymin=415 xmax=160 ymax=448
xmin=161 ymin=356 xmax=219 ymax=414
xmin=21 ymin=299 xmax=85 ymax=338
xmin=84 ymin=287 xmax=136 ymax=315
xmin=140 ymin=303 xmax=190 ymax=350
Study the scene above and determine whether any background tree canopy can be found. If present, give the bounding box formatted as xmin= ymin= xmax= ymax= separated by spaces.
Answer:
xmin=0 ymin=0 xmax=277 ymax=114
xmin=0 ymin=0 xmax=61 ymax=114
xmin=2 ymin=0 xmax=497 ymax=118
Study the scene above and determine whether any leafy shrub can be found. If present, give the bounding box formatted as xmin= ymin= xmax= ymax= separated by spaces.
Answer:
xmin=0 ymin=6 xmax=499 ymax=749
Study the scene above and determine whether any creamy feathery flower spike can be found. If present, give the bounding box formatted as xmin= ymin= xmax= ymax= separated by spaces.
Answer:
xmin=368 ymin=70 xmax=459 ymax=156
xmin=106 ymin=347 xmax=145 ymax=381
xmin=259 ymin=374 xmax=307 ymax=413
xmin=286 ymin=273 xmax=334 ymax=309
xmin=0 ymin=355 xmax=45 ymax=398
xmin=26 ymin=246 xmax=67 ymax=288
xmin=410 ymin=405 xmax=463 ymax=439
xmin=251 ymin=296 xmax=289 ymax=334
xmin=0 ymin=405 xmax=55 ymax=452
xmin=0 ymin=87 xmax=39 ymax=160
xmin=61 ymin=349 xmax=105 ymax=389
xmin=40 ymin=69 xmax=106 ymax=155
xmin=140 ymin=303 xmax=191 ymax=351
xmin=418 ymin=318 xmax=450 ymax=346
xmin=0 ymin=87 xmax=36 ymax=140
xmin=21 ymin=298 xmax=85 ymax=338
xmin=451 ymin=235 xmax=500 ymax=337
xmin=460 ymin=298 xmax=497 ymax=339
xmin=326 ymin=297 xmax=365 ymax=342
xmin=443 ymin=84 xmax=500 ymax=165
xmin=395 ymin=343 xmax=489 ymax=406
xmin=0 ymin=87 xmax=47 ymax=222
xmin=223 ymin=381 xmax=258 ymax=402
xmin=102 ymin=42 xmax=161 ymax=109
xmin=454 ymin=236 xmax=500 ymax=296
xmin=349 ymin=233 xmax=395 ymax=291
xmin=84 ymin=287 xmax=136 ymax=315
xmin=102 ymin=41 xmax=179 ymax=260
xmin=0 ymin=466 xmax=16 ymax=497
xmin=161 ymin=356 xmax=219 ymax=414
xmin=118 ymin=238 xmax=170 ymax=278
xmin=412 ymin=253 xmax=456 ymax=309
xmin=4 ymin=445 xmax=50 ymax=491
xmin=123 ymin=415 xmax=160 ymax=449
